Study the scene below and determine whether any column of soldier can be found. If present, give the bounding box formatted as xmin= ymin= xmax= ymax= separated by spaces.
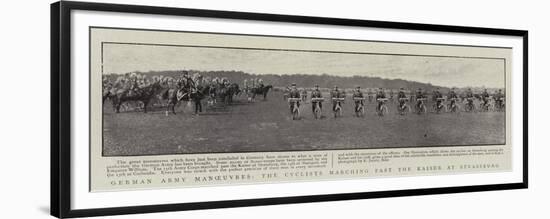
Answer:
xmin=284 ymin=83 xmax=505 ymax=119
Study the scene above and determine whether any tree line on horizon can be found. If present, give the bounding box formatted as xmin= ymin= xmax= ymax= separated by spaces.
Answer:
xmin=105 ymin=69 xmax=503 ymax=92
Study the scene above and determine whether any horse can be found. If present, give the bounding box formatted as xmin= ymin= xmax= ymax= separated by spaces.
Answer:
xmin=216 ymin=85 xmax=231 ymax=104
xmin=161 ymin=84 xmax=212 ymax=115
xmin=102 ymin=81 xmax=121 ymax=104
xmin=102 ymin=87 xmax=113 ymax=104
xmin=226 ymin=83 xmax=241 ymax=103
xmin=111 ymin=81 xmax=162 ymax=113
xmin=250 ymin=85 xmax=272 ymax=101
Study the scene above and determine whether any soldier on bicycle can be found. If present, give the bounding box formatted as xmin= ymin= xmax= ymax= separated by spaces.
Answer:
xmin=397 ymin=87 xmax=407 ymax=108
xmin=434 ymin=88 xmax=444 ymax=109
xmin=415 ymin=88 xmax=425 ymax=109
xmin=481 ymin=88 xmax=490 ymax=108
xmin=376 ymin=88 xmax=387 ymax=111
xmin=353 ymin=86 xmax=365 ymax=112
xmin=448 ymin=87 xmax=459 ymax=106
xmin=465 ymin=88 xmax=475 ymax=108
xmin=331 ymin=86 xmax=344 ymax=111
xmin=494 ymin=89 xmax=504 ymax=109
xmin=448 ymin=88 xmax=458 ymax=99
xmin=288 ymin=83 xmax=301 ymax=113
xmin=311 ymin=84 xmax=323 ymax=113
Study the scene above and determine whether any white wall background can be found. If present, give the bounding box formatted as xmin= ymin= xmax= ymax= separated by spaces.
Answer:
xmin=0 ymin=0 xmax=544 ymax=218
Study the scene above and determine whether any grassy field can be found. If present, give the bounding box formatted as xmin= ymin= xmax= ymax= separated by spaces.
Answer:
xmin=102 ymin=91 xmax=505 ymax=156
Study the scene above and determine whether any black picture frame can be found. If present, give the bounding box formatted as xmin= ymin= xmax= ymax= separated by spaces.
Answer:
xmin=51 ymin=1 xmax=528 ymax=218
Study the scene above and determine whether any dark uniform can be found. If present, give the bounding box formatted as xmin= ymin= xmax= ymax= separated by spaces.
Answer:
xmin=431 ymin=90 xmax=438 ymax=102
xmin=494 ymin=90 xmax=504 ymax=108
xmin=311 ymin=87 xmax=323 ymax=113
xmin=415 ymin=89 xmax=425 ymax=108
xmin=331 ymin=88 xmax=344 ymax=111
xmin=448 ymin=90 xmax=458 ymax=99
xmin=465 ymin=89 xmax=474 ymax=102
xmin=289 ymin=86 xmax=301 ymax=113
xmin=397 ymin=89 xmax=407 ymax=108
xmin=481 ymin=90 xmax=490 ymax=106
xmin=180 ymin=73 xmax=198 ymax=113
xmin=353 ymin=88 xmax=364 ymax=111
xmin=376 ymin=89 xmax=386 ymax=110
xmin=448 ymin=90 xmax=458 ymax=106
xmin=434 ymin=90 xmax=443 ymax=107
xmin=191 ymin=84 xmax=203 ymax=114
xmin=353 ymin=89 xmax=364 ymax=100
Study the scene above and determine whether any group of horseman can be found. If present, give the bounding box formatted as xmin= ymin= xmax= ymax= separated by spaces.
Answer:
xmin=243 ymin=78 xmax=265 ymax=99
xmin=103 ymin=71 xmax=244 ymax=115
xmin=243 ymin=78 xmax=265 ymax=90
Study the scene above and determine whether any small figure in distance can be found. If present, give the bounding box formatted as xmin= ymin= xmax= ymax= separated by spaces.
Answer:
xmin=375 ymin=88 xmax=389 ymax=116
xmin=311 ymin=84 xmax=324 ymax=119
xmin=447 ymin=87 xmax=460 ymax=113
xmin=352 ymin=86 xmax=365 ymax=117
xmin=288 ymin=83 xmax=302 ymax=120
xmin=464 ymin=88 xmax=475 ymax=112
xmin=397 ymin=87 xmax=410 ymax=115
xmin=331 ymin=85 xmax=345 ymax=118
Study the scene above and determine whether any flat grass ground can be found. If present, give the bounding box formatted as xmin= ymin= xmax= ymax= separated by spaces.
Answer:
xmin=102 ymin=91 xmax=505 ymax=156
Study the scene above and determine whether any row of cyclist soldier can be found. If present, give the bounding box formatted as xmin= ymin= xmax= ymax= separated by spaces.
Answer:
xmin=102 ymin=71 xmax=272 ymax=115
xmin=284 ymin=83 xmax=506 ymax=120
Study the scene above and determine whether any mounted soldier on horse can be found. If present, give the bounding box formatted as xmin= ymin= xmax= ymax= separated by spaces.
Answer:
xmin=249 ymin=78 xmax=272 ymax=101
xmin=109 ymin=73 xmax=163 ymax=113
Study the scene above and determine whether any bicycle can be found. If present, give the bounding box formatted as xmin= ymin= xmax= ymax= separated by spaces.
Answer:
xmin=447 ymin=98 xmax=460 ymax=113
xmin=311 ymin=97 xmax=324 ymax=119
xmin=397 ymin=98 xmax=410 ymax=115
xmin=288 ymin=98 xmax=301 ymax=120
xmin=376 ymin=98 xmax=389 ymax=116
xmin=415 ymin=98 xmax=427 ymax=115
xmin=433 ymin=97 xmax=446 ymax=114
xmin=464 ymin=97 xmax=475 ymax=112
xmin=479 ymin=98 xmax=491 ymax=112
xmin=353 ymin=97 xmax=366 ymax=117
xmin=494 ymin=97 xmax=505 ymax=112
xmin=332 ymin=97 xmax=345 ymax=118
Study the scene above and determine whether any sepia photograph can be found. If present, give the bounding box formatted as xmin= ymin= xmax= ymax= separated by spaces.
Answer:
xmin=99 ymin=27 xmax=507 ymax=156
xmin=50 ymin=2 xmax=527 ymax=217
xmin=46 ymin=1 xmax=530 ymax=216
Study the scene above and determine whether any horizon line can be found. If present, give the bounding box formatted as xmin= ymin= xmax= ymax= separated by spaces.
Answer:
xmin=102 ymin=69 xmax=504 ymax=89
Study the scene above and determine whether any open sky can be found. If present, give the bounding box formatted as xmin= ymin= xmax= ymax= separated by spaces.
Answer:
xmin=103 ymin=43 xmax=505 ymax=88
